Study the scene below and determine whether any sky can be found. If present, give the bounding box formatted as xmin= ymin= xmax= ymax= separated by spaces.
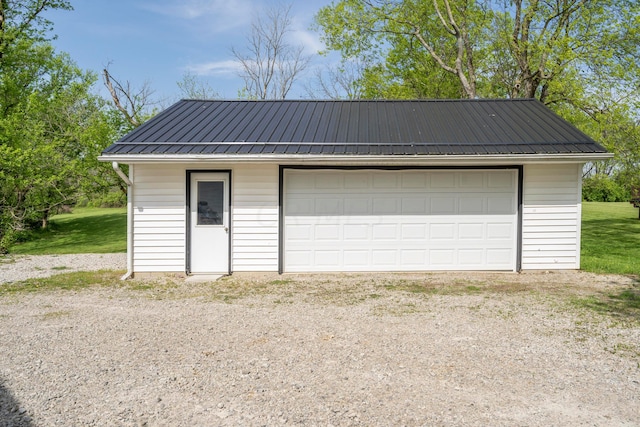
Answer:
xmin=46 ymin=0 xmax=335 ymax=105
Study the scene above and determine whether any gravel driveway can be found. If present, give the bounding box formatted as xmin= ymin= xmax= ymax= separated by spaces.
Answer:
xmin=1 ymin=255 xmax=639 ymax=426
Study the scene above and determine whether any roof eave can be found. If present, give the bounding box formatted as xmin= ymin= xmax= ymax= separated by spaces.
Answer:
xmin=98 ymin=152 xmax=613 ymax=165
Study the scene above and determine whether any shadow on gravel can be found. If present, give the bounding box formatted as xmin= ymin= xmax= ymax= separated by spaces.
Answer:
xmin=572 ymin=279 xmax=640 ymax=321
xmin=0 ymin=379 xmax=33 ymax=426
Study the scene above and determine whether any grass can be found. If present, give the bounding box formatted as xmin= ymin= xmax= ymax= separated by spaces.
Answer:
xmin=1 ymin=269 xmax=638 ymax=326
xmin=4 ymin=201 xmax=638 ymax=273
xmin=581 ymin=202 xmax=640 ymax=275
xmin=9 ymin=207 xmax=126 ymax=255
xmin=571 ymin=286 xmax=640 ymax=320
xmin=0 ymin=270 xmax=123 ymax=295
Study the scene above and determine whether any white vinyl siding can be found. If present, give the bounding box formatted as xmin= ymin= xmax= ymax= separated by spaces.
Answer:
xmin=132 ymin=164 xmax=186 ymax=272
xmin=129 ymin=162 xmax=583 ymax=274
xmin=131 ymin=163 xmax=279 ymax=274
xmin=284 ymin=169 xmax=518 ymax=272
xmin=521 ymin=163 xmax=582 ymax=270
xmin=231 ymin=164 xmax=279 ymax=272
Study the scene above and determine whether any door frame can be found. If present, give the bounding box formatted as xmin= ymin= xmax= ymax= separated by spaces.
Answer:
xmin=186 ymin=169 xmax=232 ymax=275
xmin=279 ymin=165 xmax=523 ymax=274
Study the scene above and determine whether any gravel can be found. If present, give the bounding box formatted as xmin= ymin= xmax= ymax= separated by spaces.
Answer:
xmin=1 ymin=255 xmax=639 ymax=426
xmin=0 ymin=253 xmax=126 ymax=284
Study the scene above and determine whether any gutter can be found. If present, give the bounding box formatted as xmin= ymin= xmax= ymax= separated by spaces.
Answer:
xmin=98 ymin=152 xmax=614 ymax=165
xmin=112 ymin=162 xmax=134 ymax=280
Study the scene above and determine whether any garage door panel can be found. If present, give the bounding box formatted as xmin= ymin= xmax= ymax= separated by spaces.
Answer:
xmin=284 ymin=170 xmax=517 ymax=272
xmin=286 ymin=224 xmax=311 ymax=240
xmin=315 ymin=174 xmax=342 ymax=189
xmin=488 ymin=171 xmax=515 ymax=188
xmin=345 ymin=198 xmax=369 ymax=214
xmin=459 ymin=249 xmax=484 ymax=265
xmin=430 ymin=249 xmax=455 ymax=265
xmin=430 ymin=223 xmax=455 ymax=240
xmin=401 ymin=223 xmax=427 ymax=239
xmin=373 ymin=250 xmax=397 ymax=265
xmin=459 ymin=198 xmax=485 ymax=214
xmin=315 ymin=250 xmax=340 ymax=266
xmin=431 ymin=197 xmax=456 ymax=214
xmin=400 ymin=249 xmax=427 ymax=264
xmin=430 ymin=172 xmax=456 ymax=188
xmin=372 ymin=197 xmax=398 ymax=214
xmin=372 ymin=224 xmax=397 ymax=240
xmin=344 ymin=250 xmax=369 ymax=266
xmin=286 ymin=198 xmax=313 ymax=215
xmin=315 ymin=198 xmax=342 ymax=214
xmin=344 ymin=174 xmax=369 ymax=188
xmin=401 ymin=173 xmax=427 ymax=188
xmin=372 ymin=173 xmax=397 ymax=188
xmin=487 ymin=222 xmax=515 ymax=239
xmin=344 ymin=224 xmax=369 ymax=240
xmin=401 ymin=198 xmax=428 ymax=214
xmin=488 ymin=196 xmax=515 ymax=214
xmin=460 ymin=172 xmax=485 ymax=187
xmin=486 ymin=249 xmax=514 ymax=265
xmin=287 ymin=251 xmax=311 ymax=267
xmin=315 ymin=224 xmax=340 ymax=240
xmin=459 ymin=223 xmax=484 ymax=239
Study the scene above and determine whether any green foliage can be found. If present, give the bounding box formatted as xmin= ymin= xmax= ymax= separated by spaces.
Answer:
xmin=80 ymin=191 xmax=126 ymax=208
xmin=582 ymin=175 xmax=630 ymax=202
xmin=314 ymin=0 xmax=479 ymax=99
xmin=314 ymin=0 xmax=640 ymax=190
xmin=0 ymin=1 xmax=124 ymax=253
xmin=315 ymin=0 xmax=640 ymax=100
xmin=9 ymin=207 xmax=126 ymax=255
xmin=581 ymin=202 xmax=640 ymax=275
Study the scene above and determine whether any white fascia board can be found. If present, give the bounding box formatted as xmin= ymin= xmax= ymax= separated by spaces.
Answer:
xmin=98 ymin=152 xmax=613 ymax=165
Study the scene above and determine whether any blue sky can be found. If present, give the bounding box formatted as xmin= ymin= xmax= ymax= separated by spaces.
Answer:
xmin=47 ymin=0 xmax=335 ymax=104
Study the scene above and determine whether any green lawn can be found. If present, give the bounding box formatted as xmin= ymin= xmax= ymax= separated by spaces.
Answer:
xmin=6 ymin=203 xmax=639 ymax=275
xmin=581 ymin=202 xmax=640 ymax=275
xmin=9 ymin=207 xmax=126 ymax=255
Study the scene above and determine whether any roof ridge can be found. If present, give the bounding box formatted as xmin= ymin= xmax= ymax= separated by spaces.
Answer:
xmin=178 ymin=98 xmax=539 ymax=103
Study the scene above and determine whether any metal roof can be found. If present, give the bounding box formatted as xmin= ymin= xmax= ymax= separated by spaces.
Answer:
xmin=102 ymin=99 xmax=608 ymax=156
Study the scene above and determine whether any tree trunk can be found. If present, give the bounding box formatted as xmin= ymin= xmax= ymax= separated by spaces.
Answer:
xmin=42 ymin=209 xmax=49 ymax=229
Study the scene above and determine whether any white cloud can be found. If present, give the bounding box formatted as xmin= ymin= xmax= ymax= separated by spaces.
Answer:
xmin=139 ymin=0 xmax=253 ymax=32
xmin=290 ymin=28 xmax=325 ymax=55
xmin=185 ymin=60 xmax=241 ymax=76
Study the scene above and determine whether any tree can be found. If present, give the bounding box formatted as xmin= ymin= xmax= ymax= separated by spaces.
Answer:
xmin=102 ymin=65 xmax=156 ymax=129
xmin=0 ymin=49 xmax=111 ymax=250
xmin=314 ymin=0 xmax=640 ymax=190
xmin=232 ymin=3 xmax=312 ymax=99
xmin=316 ymin=0 xmax=640 ymax=101
xmin=315 ymin=0 xmax=492 ymax=99
xmin=0 ymin=1 xmax=119 ymax=252
xmin=305 ymin=59 xmax=367 ymax=99
xmin=177 ymin=71 xmax=219 ymax=100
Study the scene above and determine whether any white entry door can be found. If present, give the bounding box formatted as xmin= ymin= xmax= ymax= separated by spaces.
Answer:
xmin=189 ymin=172 xmax=230 ymax=274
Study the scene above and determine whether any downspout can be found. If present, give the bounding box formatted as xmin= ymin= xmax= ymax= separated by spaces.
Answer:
xmin=112 ymin=162 xmax=134 ymax=280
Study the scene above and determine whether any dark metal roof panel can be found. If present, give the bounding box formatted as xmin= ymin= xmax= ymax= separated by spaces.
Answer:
xmin=103 ymin=99 xmax=608 ymax=156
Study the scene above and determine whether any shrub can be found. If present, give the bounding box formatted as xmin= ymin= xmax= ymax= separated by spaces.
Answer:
xmin=85 ymin=191 xmax=126 ymax=208
xmin=582 ymin=175 xmax=630 ymax=202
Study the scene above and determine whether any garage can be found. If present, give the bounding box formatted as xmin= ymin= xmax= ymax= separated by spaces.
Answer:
xmin=283 ymin=168 xmax=519 ymax=272
xmin=100 ymin=99 xmax=611 ymax=275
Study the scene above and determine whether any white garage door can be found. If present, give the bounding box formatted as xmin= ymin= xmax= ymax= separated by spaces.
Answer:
xmin=283 ymin=169 xmax=518 ymax=272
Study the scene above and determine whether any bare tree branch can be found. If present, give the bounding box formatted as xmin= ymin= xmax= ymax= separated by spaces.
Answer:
xmin=232 ymin=3 xmax=312 ymax=99
xmin=305 ymin=59 xmax=367 ymax=99
xmin=102 ymin=65 xmax=155 ymax=127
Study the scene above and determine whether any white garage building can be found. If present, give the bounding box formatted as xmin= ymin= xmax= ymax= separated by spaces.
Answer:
xmin=99 ymin=99 xmax=611 ymax=277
